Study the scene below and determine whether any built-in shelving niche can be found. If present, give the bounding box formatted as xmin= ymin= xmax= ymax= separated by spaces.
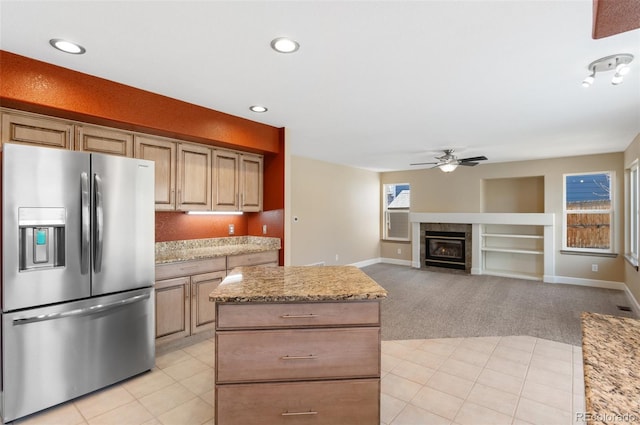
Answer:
xmin=482 ymin=176 xmax=544 ymax=213
xmin=480 ymin=176 xmax=546 ymax=280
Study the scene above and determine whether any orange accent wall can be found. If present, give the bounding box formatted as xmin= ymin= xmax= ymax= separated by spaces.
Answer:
xmin=0 ymin=51 xmax=279 ymax=153
xmin=1 ymin=51 xmax=286 ymax=263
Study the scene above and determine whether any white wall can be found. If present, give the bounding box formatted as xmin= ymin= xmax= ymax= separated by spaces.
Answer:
xmin=287 ymin=155 xmax=380 ymax=266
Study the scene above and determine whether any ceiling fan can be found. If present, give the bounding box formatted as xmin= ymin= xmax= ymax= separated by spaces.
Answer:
xmin=410 ymin=149 xmax=488 ymax=172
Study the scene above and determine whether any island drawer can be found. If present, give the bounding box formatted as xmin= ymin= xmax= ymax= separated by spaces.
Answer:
xmin=227 ymin=250 xmax=279 ymax=269
xmin=156 ymin=257 xmax=226 ymax=280
xmin=216 ymin=378 xmax=380 ymax=425
xmin=216 ymin=301 xmax=380 ymax=329
xmin=216 ymin=327 xmax=380 ymax=383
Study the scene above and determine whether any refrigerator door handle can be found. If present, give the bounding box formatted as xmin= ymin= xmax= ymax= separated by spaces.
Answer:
xmin=81 ymin=172 xmax=90 ymax=274
xmin=11 ymin=293 xmax=150 ymax=326
xmin=94 ymin=173 xmax=104 ymax=273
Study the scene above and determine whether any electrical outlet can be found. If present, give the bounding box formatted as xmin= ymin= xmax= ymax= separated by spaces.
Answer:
xmin=397 ymin=248 xmax=402 ymax=254
xmin=592 ymin=264 xmax=598 ymax=272
xmin=335 ymin=254 xmax=339 ymax=262
xmin=228 ymin=224 xmax=235 ymax=235
xmin=262 ymin=224 xmax=267 ymax=234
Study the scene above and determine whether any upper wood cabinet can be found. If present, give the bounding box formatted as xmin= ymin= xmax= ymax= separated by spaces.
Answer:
xmin=240 ymin=153 xmax=263 ymax=212
xmin=177 ymin=143 xmax=212 ymax=211
xmin=2 ymin=108 xmax=264 ymax=213
xmin=134 ymin=135 xmax=177 ymax=211
xmin=1 ymin=109 xmax=73 ymax=150
xmin=76 ymin=124 xmax=133 ymax=157
xmin=212 ymin=149 xmax=240 ymax=211
xmin=212 ymin=149 xmax=263 ymax=212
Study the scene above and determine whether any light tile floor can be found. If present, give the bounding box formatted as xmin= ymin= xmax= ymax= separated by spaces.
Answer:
xmin=11 ymin=335 xmax=585 ymax=425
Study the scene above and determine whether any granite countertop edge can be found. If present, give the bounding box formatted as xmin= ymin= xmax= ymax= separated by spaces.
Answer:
xmin=155 ymin=236 xmax=281 ymax=265
xmin=209 ymin=266 xmax=388 ymax=304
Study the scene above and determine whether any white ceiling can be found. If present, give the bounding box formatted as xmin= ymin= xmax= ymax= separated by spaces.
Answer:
xmin=1 ymin=1 xmax=639 ymax=171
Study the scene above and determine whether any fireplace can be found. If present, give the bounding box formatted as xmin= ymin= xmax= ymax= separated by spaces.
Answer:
xmin=425 ymin=231 xmax=466 ymax=270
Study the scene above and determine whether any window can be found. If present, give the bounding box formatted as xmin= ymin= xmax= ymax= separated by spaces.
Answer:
xmin=626 ymin=162 xmax=638 ymax=262
xmin=563 ymin=172 xmax=613 ymax=252
xmin=383 ymin=183 xmax=410 ymax=241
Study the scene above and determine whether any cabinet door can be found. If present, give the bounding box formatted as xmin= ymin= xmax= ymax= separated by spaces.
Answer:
xmin=1 ymin=109 xmax=73 ymax=150
xmin=191 ymin=270 xmax=226 ymax=334
xmin=177 ymin=143 xmax=211 ymax=211
xmin=135 ymin=136 xmax=177 ymax=211
xmin=239 ymin=154 xmax=263 ymax=212
xmin=212 ymin=149 xmax=239 ymax=211
xmin=75 ymin=124 xmax=133 ymax=157
xmin=155 ymin=277 xmax=190 ymax=343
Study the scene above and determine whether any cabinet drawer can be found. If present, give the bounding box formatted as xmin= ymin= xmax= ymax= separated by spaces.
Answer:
xmin=227 ymin=250 xmax=278 ymax=269
xmin=216 ymin=379 xmax=379 ymax=425
xmin=155 ymin=257 xmax=226 ymax=280
xmin=216 ymin=301 xmax=380 ymax=329
xmin=216 ymin=327 xmax=380 ymax=383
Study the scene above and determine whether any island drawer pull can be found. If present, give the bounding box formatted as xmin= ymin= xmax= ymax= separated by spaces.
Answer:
xmin=280 ymin=354 xmax=317 ymax=360
xmin=280 ymin=313 xmax=318 ymax=318
xmin=281 ymin=410 xmax=318 ymax=416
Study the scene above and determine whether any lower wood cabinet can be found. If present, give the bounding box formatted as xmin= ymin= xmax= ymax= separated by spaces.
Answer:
xmin=215 ymin=300 xmax=381 ymax=424
xmin=155 ymin=258 xmax=226 ymax=344
xmin=155 ymin=249 xmax=280 ymax=345
xmin=216 ymin=379 xmax=380 ymax=425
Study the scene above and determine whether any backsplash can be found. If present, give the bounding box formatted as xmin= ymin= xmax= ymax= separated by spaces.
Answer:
xmin=155 ymin=236 xmax=281 ymax=257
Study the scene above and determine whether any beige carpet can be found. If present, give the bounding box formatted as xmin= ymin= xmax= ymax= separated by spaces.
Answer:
xmin=363 ymin=263 xmax=637 ymax=346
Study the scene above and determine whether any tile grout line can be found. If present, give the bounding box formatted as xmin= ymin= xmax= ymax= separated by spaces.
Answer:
xmin=509 ymin=336 xmax=537 ymax=425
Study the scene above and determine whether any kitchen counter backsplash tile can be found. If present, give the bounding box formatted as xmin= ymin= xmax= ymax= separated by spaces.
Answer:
xmin=209 ymin=265 xmax=388 ymax=303
xmin=155 ymin=236 xmax=281 ymax=264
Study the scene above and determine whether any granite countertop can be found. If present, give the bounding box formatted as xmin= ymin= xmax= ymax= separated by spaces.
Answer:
xmin=155 ymin=236 xmax=281 ymax=264
xmin=209 ymin=265 xmax=388 ymax=303
xmin=581 ymin=312 xmax=640 ymax=424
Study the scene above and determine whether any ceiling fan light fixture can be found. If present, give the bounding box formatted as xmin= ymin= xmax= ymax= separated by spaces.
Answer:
xmin=439 ymin=163 xmax=458 ymax=173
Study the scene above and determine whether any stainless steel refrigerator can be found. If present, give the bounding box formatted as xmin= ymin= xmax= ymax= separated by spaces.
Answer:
xmin=1 ymin=143 xmax=155 ymax=422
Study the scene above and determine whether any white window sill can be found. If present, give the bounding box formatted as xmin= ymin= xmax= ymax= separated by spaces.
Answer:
xmin=560 ymin=250 xmax=618 ymax=258
xmin=624 ymin=254 xmax=639 ymax=271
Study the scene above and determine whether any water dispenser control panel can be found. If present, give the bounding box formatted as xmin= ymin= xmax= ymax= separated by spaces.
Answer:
xmin=18 ymin=207 xmax=66 ymax=271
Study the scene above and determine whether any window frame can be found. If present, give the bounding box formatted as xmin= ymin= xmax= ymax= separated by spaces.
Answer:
xmin=626 ymin=162 xmax=639 ymax=263
xmin=382 ymin=183 xmax=410 ymax=241
xmin=562 ymin=171 xmax=614 ymax=254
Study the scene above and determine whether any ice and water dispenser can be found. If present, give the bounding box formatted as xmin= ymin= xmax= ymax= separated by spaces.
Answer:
xmin=18 ymin=207 xmax=66 ymax=271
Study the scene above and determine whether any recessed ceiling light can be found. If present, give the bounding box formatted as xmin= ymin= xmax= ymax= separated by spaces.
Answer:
xmin=49 ymin=38 xmax=86 ymax=54
xmin=270 ymin=37 xmax=299 ymax=54
xmin=250 ymin=105 xmax=268 ymax=113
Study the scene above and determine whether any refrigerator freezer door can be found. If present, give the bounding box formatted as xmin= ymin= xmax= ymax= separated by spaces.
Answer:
xmin=90 ymin=153 xmax=155 ymax=296
xmin=0 ymin=288 xmax=155 ymax=422
xmin=2 ymin=144 xmax=91 ymax=311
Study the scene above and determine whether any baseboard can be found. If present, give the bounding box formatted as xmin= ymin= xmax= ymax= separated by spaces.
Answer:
xmin=624 ymin=285 xmax=640 ymax=313
xmin=349 ymin=257 xmax=413 ymax=268
xmin=550 ymin=275 xmax=626 ymax=290
xmin=350 ymin=257 xmax=382 ymax=268
xmin=380 ymin=257 xmax=413 ymax=267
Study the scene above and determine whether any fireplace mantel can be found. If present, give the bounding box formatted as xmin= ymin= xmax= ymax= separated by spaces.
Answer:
xmin=409 ymin=213 xmax=555 ymax=282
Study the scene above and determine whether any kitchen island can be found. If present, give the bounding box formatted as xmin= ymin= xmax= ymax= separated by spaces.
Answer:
xmin=581 ymin=312 xmax=640 ymax=425
xmin=209 ymin=265 xmax=387 ymax=425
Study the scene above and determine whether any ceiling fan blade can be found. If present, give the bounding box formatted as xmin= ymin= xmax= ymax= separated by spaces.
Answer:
xmin=459 ymin=161 xmax=479 ymax=166
xmin=458 ymin=156 xmax=487 ymax=162
xmin=410 ymin=161 xmax=439 ymax=166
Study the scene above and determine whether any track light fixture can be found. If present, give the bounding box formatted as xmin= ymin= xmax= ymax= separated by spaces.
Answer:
xmin=582 ymin=54 xmax=634 ymax=87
